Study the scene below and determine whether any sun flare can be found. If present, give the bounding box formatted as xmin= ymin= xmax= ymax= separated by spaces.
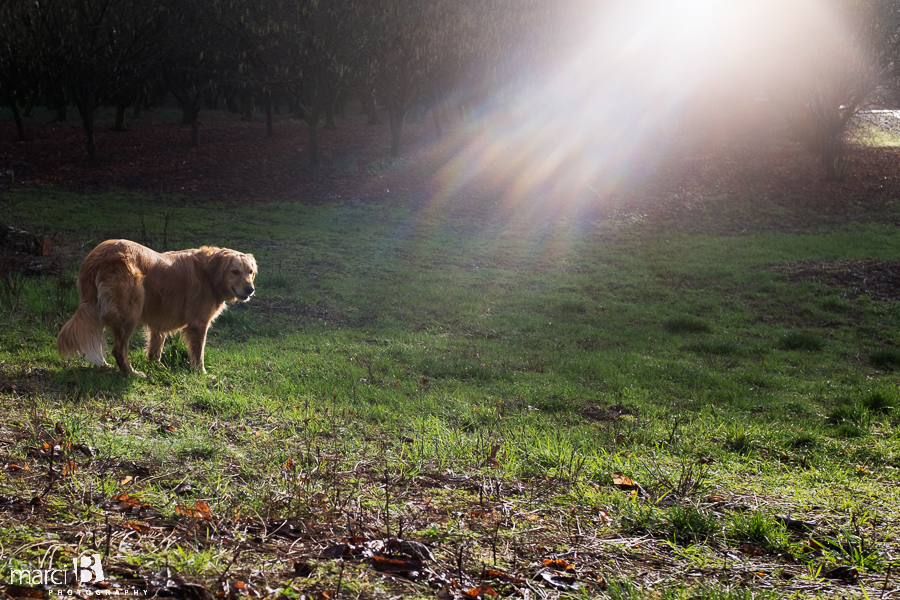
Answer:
xmin=424 ymin=0 xmax=862 ymax=225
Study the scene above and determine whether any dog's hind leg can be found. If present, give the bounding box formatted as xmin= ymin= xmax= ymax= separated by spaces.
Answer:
xmin=100 ymin=277 xmax=146 ymax=376
xmin=108 ymin=316 xmax=143 ymax=376
xmin=146 ymin=330 xmax=167 ymax=362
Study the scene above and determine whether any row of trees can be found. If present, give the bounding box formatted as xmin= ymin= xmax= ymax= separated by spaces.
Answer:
xmin=2 ymin=0 xmax=899 ymax=183
xmin=0 ymin=0 xmax=551 ymax=179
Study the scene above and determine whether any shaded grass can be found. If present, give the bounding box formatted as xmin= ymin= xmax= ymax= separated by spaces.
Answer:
xmin=869 ymin=347 xmax=900 ymax=369
xmin=0 ymin=188 xmax=899 ymax=597
xmin=663 ymin=315 xmax=713 ymax=334
xmin=777 ymin=330 xmax=826 ymax=352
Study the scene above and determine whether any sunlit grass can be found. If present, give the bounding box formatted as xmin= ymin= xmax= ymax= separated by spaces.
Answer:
xmin=851 ymin=117 xmax=900 ymax=147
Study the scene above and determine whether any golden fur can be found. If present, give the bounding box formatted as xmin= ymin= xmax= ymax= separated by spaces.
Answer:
xmin=57 ymin=239 xmax=257 ymax=375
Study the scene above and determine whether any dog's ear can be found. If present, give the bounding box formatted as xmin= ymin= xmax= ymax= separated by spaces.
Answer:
xmin=208 ymin=249 xmax=234 ymax=283
xmin=244 ymin=253 xmax=258 ymax=277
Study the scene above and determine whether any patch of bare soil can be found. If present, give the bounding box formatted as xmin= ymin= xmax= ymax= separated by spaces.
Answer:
xmin=777 ymin=259 xmax=900 ymax=301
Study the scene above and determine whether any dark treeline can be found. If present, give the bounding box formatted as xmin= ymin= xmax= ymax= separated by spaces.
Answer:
xmin=0 ymin=0 xmax=555 ymax=179
xmin=3 ymin=0 xmax=900 ymax=182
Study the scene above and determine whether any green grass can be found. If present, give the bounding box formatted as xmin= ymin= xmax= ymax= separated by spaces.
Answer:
xmin=852 ymin=118 xmax=900 ymax=148
xmin=1 ymin=187 xmax=899 ymax=597
xmin=727 ymin=510 xmax=792 ymax=554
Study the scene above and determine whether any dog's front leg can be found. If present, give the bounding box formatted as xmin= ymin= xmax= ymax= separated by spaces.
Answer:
xmin=183 ymin=324 xmax=209 ymax=373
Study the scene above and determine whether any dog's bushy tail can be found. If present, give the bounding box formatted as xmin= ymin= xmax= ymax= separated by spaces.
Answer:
xmin=57 ymin=302 xmax=108 ymax=367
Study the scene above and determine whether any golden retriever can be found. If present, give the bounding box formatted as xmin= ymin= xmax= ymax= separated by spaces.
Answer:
xmin=58 ymin=239 xmax=257 ymax=375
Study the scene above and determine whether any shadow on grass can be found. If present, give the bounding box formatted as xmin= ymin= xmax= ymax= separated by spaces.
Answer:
xmin=51 ymin=365 xmax=136 ymax=397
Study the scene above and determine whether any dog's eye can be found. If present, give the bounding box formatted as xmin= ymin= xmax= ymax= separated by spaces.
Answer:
xmin=231 ymin=269 xmax=240 ymax=275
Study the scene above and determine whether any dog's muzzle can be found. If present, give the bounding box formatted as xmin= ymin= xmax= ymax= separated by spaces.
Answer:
xmin=233 ymin=285 xmax=255 ymax=301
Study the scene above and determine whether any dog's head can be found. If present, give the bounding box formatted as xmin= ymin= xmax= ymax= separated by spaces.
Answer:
xmin=210 ymin=248 xmax=258 ymax=302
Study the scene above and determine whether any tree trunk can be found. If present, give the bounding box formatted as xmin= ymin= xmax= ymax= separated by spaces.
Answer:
xmin=307 ymin=116 xmax=321 ymax=182
xmin=80 ymin=108 xmax=97 ymax=165
xmin=289 ymin=95 xmax=307 ymax=120
xmin=131 ymin=87 xmax=145 ymax=119
xmin=174 ymin=96 xmax=200 ymax=146
xmin=203 ymin=89 xmax=219 ymax=110
xmin=361 ymin=91 xmax=379 ymax=125
xmin=226 ymin=92 xmax=240 ymax=114
xmin=822 ymin=132 xmax=844 ymax=182
xmin=324 ymin=95 xmax=337 ymax=130
xmin=10 ymin=101 xmax=26 ymax=141
xmin=389 ymin=106 xmax=406 ymax=157
xmin=241 ymin=91 xmax=253 ymax=121
xmin=74 ymin=80 xmax=98 ymax=165
xmin=112 ymin=100 xmax=129 ymax=131
xmin=53 ymin=98 xmax=68 ymax=122
xmin=334 ymin=91 xmax=346 ymax=118
xmin=432 ymin=104 xmax=443 ymax=140
xmin=190 ymin=110 xmax=200 ymax=147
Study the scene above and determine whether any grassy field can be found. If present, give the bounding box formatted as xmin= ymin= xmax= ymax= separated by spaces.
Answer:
xmin=1 ymin=176 xmax=899 ymax=599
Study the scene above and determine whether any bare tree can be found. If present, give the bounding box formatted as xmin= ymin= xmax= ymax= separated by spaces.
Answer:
xmin=0 ymin=0 xmax=42 ymax=141
xmin=777 ymin=0 xmax=900 ymax=180
xmin=29 ymin=0 xmax=166 ymax=163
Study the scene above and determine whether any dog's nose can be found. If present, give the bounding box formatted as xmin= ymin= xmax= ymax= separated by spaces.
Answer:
xmin=245 ymin=285 xmax=255 ymax=296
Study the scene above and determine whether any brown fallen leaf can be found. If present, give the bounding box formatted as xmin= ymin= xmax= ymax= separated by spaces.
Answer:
xmin=484 ymin=569 xmax=525 ymax=583
xmin=123 ymin=521 xmax=153 ymax=534
xmin=542 ymin=558 xmax=576 ymax=572
xmin=109 ymin=493 xmax=150 ymax=512
xmin=4 ymin=584 xmax=47 ymax=599
xmin=610 ymin=472 xmax=639 ymax=491
xmin=174 ymin=500 xmax=213 ymax=519
xmin=463 ymin=586 xmax=498 ymax=598
xmin=220 ymin=579 xmax=260 ymax=598
xmin=368 ymin=555 xmax=422 ymax=579
xmin=740 ymin=543 xmax=766 ymax=556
